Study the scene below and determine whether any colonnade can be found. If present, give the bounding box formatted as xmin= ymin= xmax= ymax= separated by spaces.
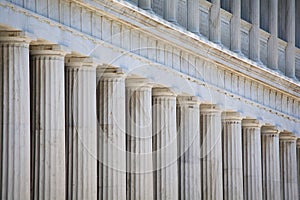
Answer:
xmin=0 ymin=31 xmax=300 ymax=200
xmin=132 ymin=0 xmax=297 ymax=79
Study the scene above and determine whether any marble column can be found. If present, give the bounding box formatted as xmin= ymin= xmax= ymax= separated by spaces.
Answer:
xmin=279 ymin=132 xmax=298 ymax=199
xmin=200 ymin=104 xmax=223 ymax=200
xmin=230 ymin=0 xmax=241 ymax=52
xmin=30 ymin=44 xmax=67 ymax=200
xmin=164 ymin=0 xmax=178 ymax=23
xmin=97 ymin=67 xmax=126 ymax=200
xmin=138 ymin=0 xmax=151 ymax=11
xmin=187 ymin=0 xmax=200 ymax=34
xmin=0 ymin=31 xmax=31 ymax=200
xmin=297 ymin=139 xmax=300 ymax=200
xmin=65 ymin=57 xmax=97 ymax=200
xmin=152 ymin=88 xmax=178 ymax=200
xmin=222 ymin=111 xmax=243 ymax=200
xmin=261 ymin=125 xmax=280 ymax=200
xmin=242 ymin=119 xmax=262 ymax=200
xmin=209 ymin=0 xmax=221 ymax=43
xmin=267 ymin=0 xmax=278 ymax=70
xmin=285 ymin=0 xmax=295 ymax=78
xmin=126 ymin=78 xmax=153 ymax=200
xmin=249 ymin=0 xmax=260 ymax=61
xmin=177 ymin=96 xmax=201 ymax=200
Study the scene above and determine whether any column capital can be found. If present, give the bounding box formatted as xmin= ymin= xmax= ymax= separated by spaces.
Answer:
xmin=280 ymin=131 xmax=297 ymax=141
xmin=200 ymin=104 xmax=221 ymax=114
xmin=30 ymin=44 xmax=68 ymax=57
xmin=177 ymin=96 xmax=199 ymax=106
xmin=261 ymin=124 xmax=280 ymax=135
xmin=65 ymin=56 xmax=97 ymax=68
xmin=242 ymin=118 xmax=262 ymax=128
xmin=152 ymin=87 xmax=177 ymax=97
xmin=296 ymin=139 xmax=300 ymax=147
xmin=97 ymin=66 xmax=126 ymax=78
xmin=221 ymin=111 xmax=243 ymax=122
xmin=0 ymin=30 xmax=32 ymax=44
xmin=125 ymin=78 xmax=153 ymax=89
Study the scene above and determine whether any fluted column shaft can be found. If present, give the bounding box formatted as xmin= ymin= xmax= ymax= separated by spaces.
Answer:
xmin=30 ymin=45 xmax=66 ymax=200
xmin=267 ymin=0 xmax=278 ymax=70
xmin=249 ymin=0 xmax=260 ymax=61
xmin=242 ymin=119 xmax=262 ymax=200
xmin=200 ymin=104 xmax=223 ymax=200
xmin=164 ymin=0 xmax=178 ymax=23
xmin=230 ymin=0 xmax=241 ymax=52
xmin=297 ymin=140 xmax=300 ymax=200
xmin=187 ymin=0 xmax=200 ymax=34
xmin=177 ymin=96 xmax=201 ymax=200
xmin=261 ymin=125 xmax=280 ymax=200
xmin=285 ymin=0 xmax=295 ymax=78
xmin=209 ymin=0 xmax=221 ymax=43
xmin=280 ymin=133 xmax=298 ymax=200
xmin=65 ymin=57 xmax=97 ymax=200
xmin=0 ymin=32 xmax=30 ymax=200
xmin=152 ymin=88 xmax=178 ymax=200
xmin=97 ymin=68 xmax=126 ymax=200
xmin=126 ymin=79 xmax=153 ymax=200
xmin=222 ymin=112 xmax=243 ymax=200
xmin=138 ymin=0 xmax=151 ymax=11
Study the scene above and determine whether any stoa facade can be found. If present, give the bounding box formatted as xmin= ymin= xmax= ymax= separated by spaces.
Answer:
xmin=0 ymin=0 xmax=300 ymax=199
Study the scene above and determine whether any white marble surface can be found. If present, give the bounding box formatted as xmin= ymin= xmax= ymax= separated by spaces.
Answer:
xmin=222 ymin=111 xmax=243 ymax=200
xmin=267 ymin=0 xmax=278 ymax=70
xmin=126 ymin=78 xmax=154 ymax=200
xmin=97 ymin=68 xmax=126 ymax=200
xmin=285 ymin=0 xmax=296 ymax=78
xmin=209 ymin=0 xmax=221 ymax=43
xmin=0 ymin=32 xmax=31 ymax=200
xmin=242 ymin=119 xmax=262 ymax=200
xmin=261 ymin=125 xmax=281 ymax=200
xmin=249 ymin=0 xmax=260 ymax=62
xmin=65 ymin=57 xmax=97 ymax=200
xmin=187 ymin=0 xmax=199 ymax=34
xmin=280 ymin=132 xmax=299 ymax=200
xmin=177 ymin=96 xmax=201 ymax=200
xmin=152 ymin=88 xmax=178 ymax=200
xmin=230 ymin=0 xmax=241 ymax=52
xmin=30 ymin=45 xmax=66 ymax=200
xmin=200 ymin=104 xmax=223 ymax=200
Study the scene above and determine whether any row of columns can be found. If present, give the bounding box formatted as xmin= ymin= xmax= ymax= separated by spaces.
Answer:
xmin=134 ymin=0 xmax=296 ymax=79
xmin=0 ymin=32 xmax=300 ymax=200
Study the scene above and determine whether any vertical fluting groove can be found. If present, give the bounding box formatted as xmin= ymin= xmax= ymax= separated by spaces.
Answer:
xmin=222 ymin=112 xmax=243 ymax=200
xmin=30 ymin=49 xmax=66 ymax=200
xmin=152 ymin=88 xmax=178 ymax=200
xmin=65 ymin=59 xmax=97 ymax=200
xmin=126 ymin=79 xmax=153 ymax=200
xmin=279 ymin=133 xmax=298 ymax=200
xmin=177 ymin=97 xmax=200 ymax=200
xmin=242 ymin=120 xmax=262 ymax=200
xmin=261 ymin=126 xmax=280 ymax=200
xmin=97 ymin=70 xmax=126 ymax=200
xmin=200 ymin=105 xmax=223 ymax=200
xmin=0 ymin=39 xmax=30 ymax=200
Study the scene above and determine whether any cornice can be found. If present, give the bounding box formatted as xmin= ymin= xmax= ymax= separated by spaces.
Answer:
xmin=73 ymin=0 xmax=300 ymax=98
